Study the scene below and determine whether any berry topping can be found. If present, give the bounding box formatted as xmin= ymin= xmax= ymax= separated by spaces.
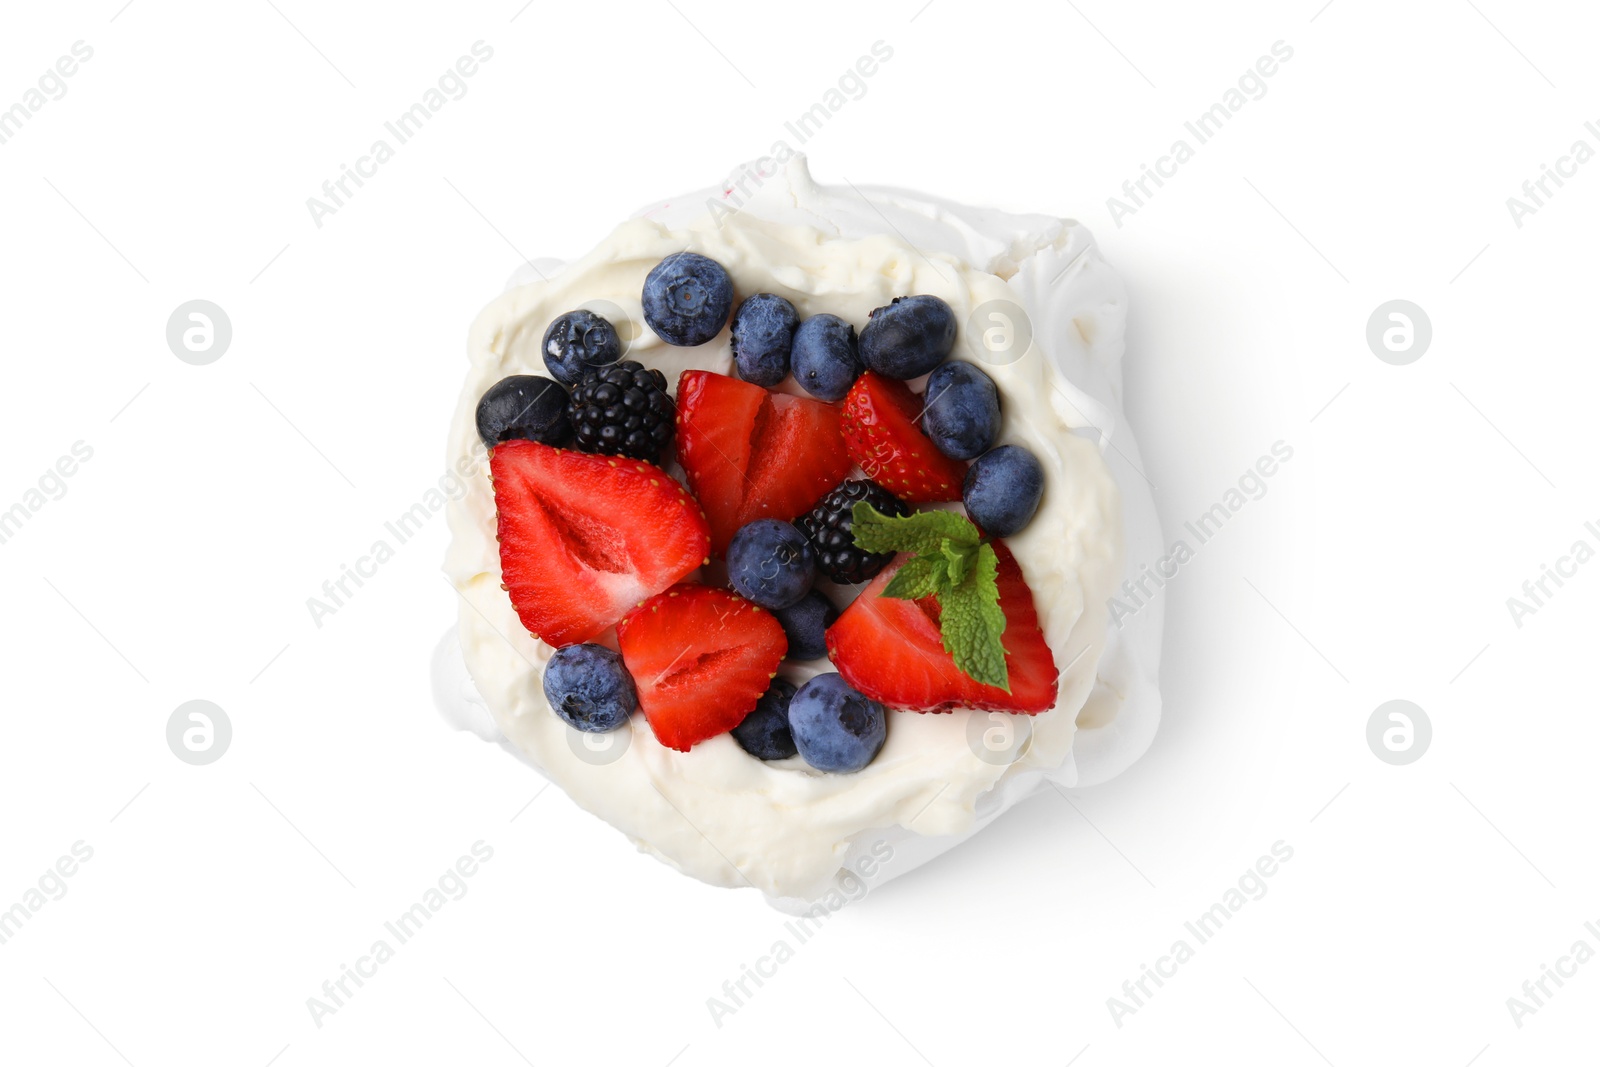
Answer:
xmin=962 ymin=444 xmax=1043 ymax=537
xmin=642 ymin=252 xmax=734 ymax=347
xmin=795 ymin=479 xmax=910 ymax=585
xmin=616 ymin=585 xmax=787 ymax=751
xmin=730 ymin=678 xmax=798 ymax=761
xmin=675 ymin=370 xmax=854 ymax=556
xmin=840 ymin=371 xmax=968 ymax=503
xmin=788 ymin=673 xmax=887 ymax=773
xmin=825 ymin=540 xmax=1058 ymax=713
xmin=567 ymin=360 xmax=675 ymax=463
xmin=476 ymin=375 xmax=572 ymax=449
xmin=490 ymin=439 xmax=709 ymax=647
xmin=542 ymin=309 xmax=623 ymax=386
xmin=791 ymin=314 xmax=863 ymax=401
xmin=731 ymin=293 xmax=799 ymax=387
xmin=858 ymin=295 xmax=956 ymax=380
xmin=920 ymin=361 xmax=1000 ymax=460
xmin=772 ymin=590 xmax=839 ymax=661
xmin=542 ymin=643 xmax=637 ymax=732
xmin=727 ymin=518 xmax=816 ymax=610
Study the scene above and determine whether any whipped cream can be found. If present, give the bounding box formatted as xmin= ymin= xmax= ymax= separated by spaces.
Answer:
xmin=440 ymin=156 xmax=1164 ymax=907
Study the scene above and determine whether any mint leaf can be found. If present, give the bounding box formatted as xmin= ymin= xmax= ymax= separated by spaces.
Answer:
xmin=938 ymin=543 xmax=1009 ymax=691
xmin=850 ymin=503 xmax=979 ymax=557
xmin=941 ymin=539 xmax=975 ymax=587
xmin=880 ymin=553 xmax=947 ymax=600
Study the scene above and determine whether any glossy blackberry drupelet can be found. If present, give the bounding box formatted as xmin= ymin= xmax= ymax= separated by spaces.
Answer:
xmin=542 ymin=309 xmax=623 ymax=386
xmin=962 ymin=444 xmax=1044 ymax=537
xmin=858 ymin=295 xmax=956 ymax=379
xmin=728 ymin=519 xmax=816 ymax=610
xmin=731 ymin=293 xmax=800 ymax=387
xmin=772 ymin=590 xmax=839 ymax=661
xmin=475 ymin=375 xmax=572 ymax=449
xmin=792 ymin=314 xmax=863 ymax=401
xmin=642 ymin=252 xmax=734 ymax=346
xmin=795 ymin=479 xmax=910 ymax=585
xmin=542 ymin=643 xmax=638 ymax=732
xmin=920 ymin=361 xmax=1000 ymax=460
xmin=731 ymin=678 xmax=798 ymax=761
xmin=567 ymin=360 xmax=674 ymax=462
xmin=788 ymin=673 xmax=887 ymax=773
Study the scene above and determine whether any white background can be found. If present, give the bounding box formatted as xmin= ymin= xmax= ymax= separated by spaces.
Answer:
xmin=1 ymin=0 xmax=1595 ymax=1063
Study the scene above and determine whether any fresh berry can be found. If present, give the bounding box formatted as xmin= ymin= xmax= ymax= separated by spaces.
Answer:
xmin=616 ymin=585 xmax=787 ymax=751
xmin=825 ymin=540 xmax=1058 ymax=713
xmin=542 ymin=310 xmax=623 ymax=386
xmin=920 ymin=361 xmax=1000 ymax=460
xmin=727 ymin=519 xmax=815 ymax=610
xmin=731 ymin=678 xmax=798 ymax=760
xmin=788 ymin=673 xmax=887 ymax=772
xmin=791 ymin=314 xmax=862 ymax=401
xmin=490 ymin=440 xmax=709 ymax=647
xmin=642 ymin=252 xmax=734 ymax=347
xmin=840 ymin=371 xmax=967 ymax=503
xmin=963 ymin=445 xmax=1043 ymax=537
xmin=859 ymin=295 xmax=956 ymax=380
xmin=795 ymin=479 xmax=910 ymax=585
xmin=542 ymin=643 xmax=637 ymax=732
xmin=773 ymin=590 xmax=839 ymax=661
xmin=476 ymin=375 xmax=571 ymax=448
xmin=675 ymin=370 xmax=854 ymax=556
xmin=567 ymin=360 xmax=674 ymax=462
xmin=731 ymin=293 xmax=799 ymax=387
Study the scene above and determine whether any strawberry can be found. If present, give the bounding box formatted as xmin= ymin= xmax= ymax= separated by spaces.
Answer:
xmin=825 ymin=541 xmax=1058 ymax=713
xmin=675 ymin=370 xmax=853 ymax=555
xmin=839 ymin=371 xmax=968 ymax=503
xmin=617 ymin=585 xmax=788 ymax=751
xmin=490 ymin=439 xmax=709 ymax=647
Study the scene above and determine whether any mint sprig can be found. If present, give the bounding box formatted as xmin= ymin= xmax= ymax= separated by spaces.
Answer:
xmin=850 ymin=503 xmax=1010 ymax=692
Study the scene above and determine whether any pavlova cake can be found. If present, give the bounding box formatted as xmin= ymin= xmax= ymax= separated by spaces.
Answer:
xmin=438 ymin=156 xmax=1164 ymax=909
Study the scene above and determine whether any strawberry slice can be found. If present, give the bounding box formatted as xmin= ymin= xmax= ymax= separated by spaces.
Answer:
xmin=839 ymin=371 xmax=967 ymax=503
xmin=825 ymin=541 xmax=1058 ymax=713
xmin=617 ymin=585 xmax=788 ymax=751
xmin=675 ymin=370 xmax=853 ymax=555
xmin=490 ymin=439 xmax=709 ymax=647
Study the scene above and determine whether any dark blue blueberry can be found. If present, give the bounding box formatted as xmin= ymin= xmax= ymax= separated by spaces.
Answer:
xmin=791 ymin=314 xmax=862 ymax=401
xmin=773 ymin=589 xmax=839 ymax=661
xmin=732 ymin=293 xmax=799 ymax=387
xmin=542 ymin=643 xmax=637 ymax=732
xmin=642 ymin=252 xmax=733 ymax=347
xmin=920 ymin=361 xmax=1001 ymax=460
xmin=788 ymin=673 xmax=886 ymax=773
xmin=728 ymin=519 xmax=815 ymax=610
xmin=476 ymin=375 xmax=571 ymax=448
xmin=962 ymin=444 xmax=1044 ymax=537
xmin=542 ymin=310 xmax=623 ymax=386
xmin=731 ymin=678 xmax=798 ymax=760
xmin=859 ymin=295 xmax=956 ymax=379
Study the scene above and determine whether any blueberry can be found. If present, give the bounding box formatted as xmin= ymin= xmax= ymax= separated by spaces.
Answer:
xmin=542 ymin=310 xmax=622 ymax=386
xmin=962 ymin=444 xmax=1044 ymax=537
xmin=859 ymin=295 xmax=956 ymax=379
xmin=791 ymin=314 xmax=862 ymax=400
xmin=920 ymin=361 xmax=1000 ymax=460
xmin=728 ymin=519 xmax=815 ymax=610
xmin=732 ymin=293 xmax=799 ymax=387
xmin=773 ymin=590 xmax=839 ymax=661
xmin=642 ymin=252 xmax=734 ymax=346
xmin=476 ymin=375 xmax=571 ymax=448
xmin=788 ymin=674 xmax=886 ymax=773
xmin=731 ymin=678 xmax=798 ymax=761
xmin=542 ymin=643 xmax=637 ymax=732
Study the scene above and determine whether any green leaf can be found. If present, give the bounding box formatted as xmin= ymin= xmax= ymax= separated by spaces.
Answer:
xmin=941 ymin=539 xmax=975 ymax=587
xmin=880 ymin=553 xmax=948 ymax=600
xmin=938 ymin=543 xmax=1009 ymax=692
xmin=850 ymin=503 xmax=979 ymax=557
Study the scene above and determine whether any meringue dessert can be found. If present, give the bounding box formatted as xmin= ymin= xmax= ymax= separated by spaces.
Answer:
xmin=438 ymin=156 xmax=1164 ymax=909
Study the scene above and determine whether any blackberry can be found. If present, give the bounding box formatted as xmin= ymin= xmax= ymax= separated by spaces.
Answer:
xmin=795 ymin=479 xmax=910 ymax=585
xmin=568 ymin=360 xmax=674 ymax=462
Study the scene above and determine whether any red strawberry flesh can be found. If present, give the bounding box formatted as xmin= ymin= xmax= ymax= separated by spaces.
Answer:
xmin=840 ymin=371 xmax=967 ymax=503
